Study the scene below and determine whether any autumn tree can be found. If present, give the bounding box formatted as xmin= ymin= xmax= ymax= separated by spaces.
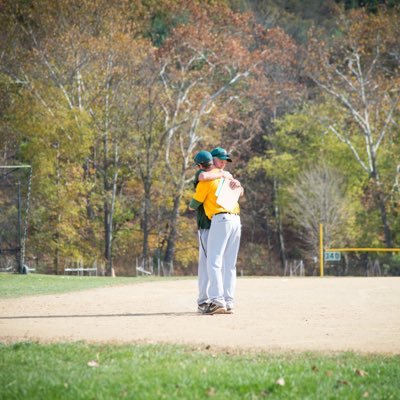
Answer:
xmin=224 ymin=23 xmax=303 ymax=271
xmin=0 ymin=1 xmax=99 ymax=271
xmin=153 ymin=1 xmax=303 ymax=270
xmin=115 ymin=50 xmax=168 ymax=271
xmin=0 ymin=0 xmax=155 ymax=273
xmin=306 ymin=8 xmax=400 ymax=247
xmin=287 ymin=165 xmax=349 ymax=257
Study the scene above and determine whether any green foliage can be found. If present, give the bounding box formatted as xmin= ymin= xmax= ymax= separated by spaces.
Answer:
xmin=11 ymin=89 xmax=95 ymax=264
xmin=248 ymin=104 xmax=365 ymax=196
xmin=0 ymin=342 xmax=399 ymax=399
xmin=246 ymin=103 xmax=375 ymax=258
xmin=1 ymin=0 xmax=399 ymax=274
xmin=337 ymin=0 xmax=399 ymax=12
xmin=147 ymin=9 xmax=191 ymax=47
xmin=234 ymin=0 xmax=342 ymax=43
xmin=384 ymin=253 xmax=400 ymax=276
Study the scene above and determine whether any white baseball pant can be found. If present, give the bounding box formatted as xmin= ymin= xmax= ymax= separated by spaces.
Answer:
xmin=197 ymin=229 xmax=209 ymax=305
xmin=206 ymin=213 xmax=241 ymax=309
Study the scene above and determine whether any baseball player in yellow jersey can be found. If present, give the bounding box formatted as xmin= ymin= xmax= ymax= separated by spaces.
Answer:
xmin=189 ymin=147 xmax=243 ymax=315
xmin=192 ymin=150 xmax=233 ymax=312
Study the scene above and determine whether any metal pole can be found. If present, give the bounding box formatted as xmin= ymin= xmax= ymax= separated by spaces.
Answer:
xmin=17 ymin=180 xmax=23 ymax=273
xmin=21 ymin=166 xmax=32 ymax=271
xmin=319 ymin=223 xmax=324 ymax=277
xmin=325 ymin=247 xmax=400 ymax=252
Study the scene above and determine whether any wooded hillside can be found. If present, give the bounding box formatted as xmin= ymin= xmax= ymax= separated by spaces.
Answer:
xmin=1 ymin=0 xmax=399 ymax=276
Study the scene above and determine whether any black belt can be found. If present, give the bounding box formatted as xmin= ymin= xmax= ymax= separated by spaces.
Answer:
xmin=214 ymin=212 xmax=240 ymax=216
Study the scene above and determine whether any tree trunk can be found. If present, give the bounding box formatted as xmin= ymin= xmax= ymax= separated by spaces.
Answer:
xmin=163 ymin=193 xmax=181 ymax=275
xmin=102 ymin=57 xmax=116 ymax=276
xmin=55 ymin=143 xmax=61 ymax=275
xmin=54 ymin=236 xmax=60 ymax=275
xmin=373 ymin=179 xmax=393 ymax=248
xmin=273 ymin=178 xmax=286 ymax=273
xmin=103 ymin=157 xmax=119 ymax=276
xmin=104 ymin=200 xmax=112 ymax=274
xmin=142 ymin=185 xmax=151 ymax=270
xmin=370 ymin=156 xmax=393 ymax=248
xmin=103 ymin=125 xmax=113 ymax=275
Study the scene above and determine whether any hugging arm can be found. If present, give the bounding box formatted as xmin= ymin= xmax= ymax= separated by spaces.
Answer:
xmin=198 ymin=169 xmax=232 ymax=181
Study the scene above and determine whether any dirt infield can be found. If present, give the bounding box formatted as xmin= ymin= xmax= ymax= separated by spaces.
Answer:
xmin=1 ymin=277 xmax=399 ymax=354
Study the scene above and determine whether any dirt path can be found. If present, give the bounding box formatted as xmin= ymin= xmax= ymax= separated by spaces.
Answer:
xmin=1 ymin=277 xmax=399 ymax=354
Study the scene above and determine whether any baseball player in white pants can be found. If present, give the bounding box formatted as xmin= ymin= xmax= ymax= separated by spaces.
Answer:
xmin=190 ymin=147 xmax=243 ymax=315
xmin=197 ymin=228 xmax=209 ymax=307
xmin=192 ymin=150 xmax=233 ymax=312
xmin=207 ymin=212 xmax=241 ymax=312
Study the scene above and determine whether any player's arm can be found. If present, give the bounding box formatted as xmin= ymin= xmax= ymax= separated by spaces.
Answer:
xmin=198 ymin=169 xmax=232 ymax=181
xmin=229 ymin=179 xmax=244 ymax=196
xmin=189 ymin=181 xmax=208 ymax=211
xmin=199 ymin=169 xmax=244 ymax=196
xmin=189 ymin=198 xmax=202 ymax=211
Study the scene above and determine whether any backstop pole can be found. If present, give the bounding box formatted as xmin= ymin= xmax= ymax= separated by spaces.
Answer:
xmin=319 ymin=223 xmax=324 ymax=277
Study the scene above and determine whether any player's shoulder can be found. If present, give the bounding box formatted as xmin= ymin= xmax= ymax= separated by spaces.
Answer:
xmin=193 ymin=169 xmax=203 ymax=187
xmin=194 ymin=169 xmax=204 ymax=179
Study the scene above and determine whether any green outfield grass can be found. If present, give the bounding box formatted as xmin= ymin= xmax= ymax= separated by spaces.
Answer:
xmin=0 ymin=273 xmax=167 ymax=299
xmin=1 ymin=274 xmax=399 ymax=399
xmin=1 ymin=342 xmax=399 ymax=399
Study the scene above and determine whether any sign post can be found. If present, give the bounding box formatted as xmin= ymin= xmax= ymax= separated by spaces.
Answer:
xmin=319 ymin=223 xmax=324 ymax=277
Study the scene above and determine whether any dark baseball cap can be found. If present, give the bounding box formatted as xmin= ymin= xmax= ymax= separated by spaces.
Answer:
xmin=210 ymin=147 xmax=232 ymax=162
xmin=193 ymin=150 xmax=213 ymax=166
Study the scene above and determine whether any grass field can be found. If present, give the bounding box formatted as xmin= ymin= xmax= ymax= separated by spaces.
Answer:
xmin=0 ymin=273 xmax=165 ymax=299
xmin=1 ymin=342 xmax=399 ymax=399
xmin=1 ymin=274 xmax=400 ymax=399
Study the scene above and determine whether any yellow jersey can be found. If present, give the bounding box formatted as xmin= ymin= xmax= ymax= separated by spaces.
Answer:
xmin=189 ymin=169 xmax=240 ymax=219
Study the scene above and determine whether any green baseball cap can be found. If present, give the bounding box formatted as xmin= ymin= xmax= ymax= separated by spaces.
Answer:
xmin=193 ymin=150 xmax=213 ymax=167
xmin=210 ymin=147 xmax=232 ymax=162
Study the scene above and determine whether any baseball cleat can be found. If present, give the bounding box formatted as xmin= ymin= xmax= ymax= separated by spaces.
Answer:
xmin=197 ymin=302 xmax=208 ymax=313
xmin=203 ymin=303 xmax=227 ymax=315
